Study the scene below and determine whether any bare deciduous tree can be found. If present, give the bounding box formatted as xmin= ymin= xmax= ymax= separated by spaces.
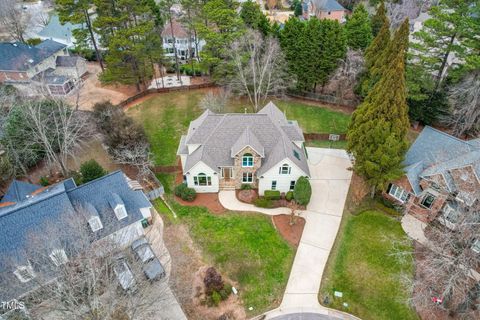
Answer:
xmin=443 ymin=70 xmax=480 ymax=138
xmin=110 ymin=141 xmax=154 ymax=178
xmin=392 ymin=202 xmax=480 ymax=317
xmin=1 ymin=211 xmax=171 ymax=320
xmin=227 ymin=29 xmax=289 ymax=112
xmin=325 ymin=49 xmax=364 ymax=103
xmin=22 ymin=99 xmax=93 ymax=176
xmin=199 ymin=89 xmax=230 ymax=113
xmin=0 ymin=0 xmax=30 ymax=43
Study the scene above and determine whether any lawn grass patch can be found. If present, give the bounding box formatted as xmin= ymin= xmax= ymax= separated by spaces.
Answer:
xmin=305 ymin=140 xmax=348 ymax=149
xmin=169 ymin=202 xmax=294 ymax=315
xmin=320 ymin=210 xmax=418 ymax=320
xmin=156 ymin=173 xmax=175 ymax=194
xmin=128 ymin=89 xmax=351 ymax=166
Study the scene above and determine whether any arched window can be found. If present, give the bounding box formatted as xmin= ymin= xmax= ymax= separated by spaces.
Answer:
xmin=194 ymin=173 xmax=212 ymax=186
xmin=280 ymin=163 xmax=291 ymax=175
xmin=242 ymin=153 xmax=254 ymax=167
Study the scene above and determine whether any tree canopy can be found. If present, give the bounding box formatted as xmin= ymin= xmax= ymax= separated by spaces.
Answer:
xmin=345 ymin=4 xmax=372 ymax=50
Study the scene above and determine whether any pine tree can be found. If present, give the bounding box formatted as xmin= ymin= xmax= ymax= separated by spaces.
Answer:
xmin=344 ymin=4 xmax=372 ymax=50
xmin=279 ymin=17 xmax=308 ymax=89
xmin=370 ymin=1 xmax=387 ymax=37
xmin=347 ymin=19 xmax=410 ymax=196
xmin=240 ymin=0 xmax=271 ymax=35
xmin=294 ymin=1 xmax=302 ymax=17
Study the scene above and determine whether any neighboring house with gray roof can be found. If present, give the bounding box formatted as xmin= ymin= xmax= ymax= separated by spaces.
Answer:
xmin=0 ymin=39 xmax=86 ymax=96
xmin=177 ymin=102 xmax=310 ymax=195
xmin=303 ymin=0 xmax=347 ymax=22
xmin=0 ymin=171 xmax=153 ymax=301
xmin=385 ymin=126 xmax=480 ymax=228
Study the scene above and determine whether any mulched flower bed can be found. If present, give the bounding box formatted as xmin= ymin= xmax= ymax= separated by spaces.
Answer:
xmin=272 ymin=214 xmax=306 ymax=247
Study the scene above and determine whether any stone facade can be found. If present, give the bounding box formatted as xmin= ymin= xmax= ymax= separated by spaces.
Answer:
xmin=231 ymin=146 xmax=262 ymax=189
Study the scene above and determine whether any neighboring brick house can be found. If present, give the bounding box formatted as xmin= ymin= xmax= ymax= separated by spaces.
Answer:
xmin=0 ymin=40 xmax=87 ymax=96
xmin=385 ymin=126 xmax=480 ymax=228
xmin=303 ymin=0 xmax=347 ymax=23
xmin=0 ymin=171 xmax=153 ymax=302
xmin=177 ymin=102 xmax=310 ymax=195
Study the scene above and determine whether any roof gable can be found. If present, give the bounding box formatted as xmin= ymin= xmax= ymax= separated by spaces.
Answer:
xmin=0 ymin=40 xmax=66 ymax=71
xmin=1 ymin=180 xmax=42 ymax=204
xmin=231 ymin=127 xmax=265 ymax=157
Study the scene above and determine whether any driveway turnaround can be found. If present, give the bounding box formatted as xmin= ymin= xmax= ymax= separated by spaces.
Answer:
xmin=219 ymin=148 xmax=356 ymax=319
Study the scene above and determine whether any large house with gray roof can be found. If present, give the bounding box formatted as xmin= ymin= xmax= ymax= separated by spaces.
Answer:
xmin=0 ymin=171 xmax=153 ymax=301
xmin=303 ymin=0 xmax=347 ymax=23
xmin=0 ymin=39 xmax=86 ymax=96
xmin=177 ymin=102 xmax=310 ymax=195
xmin=385 ymin=126 xmax=480 ymax=228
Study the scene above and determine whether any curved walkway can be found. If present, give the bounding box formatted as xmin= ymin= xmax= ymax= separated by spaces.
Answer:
xmin=219 ymin=148 xmax=357 ymax=320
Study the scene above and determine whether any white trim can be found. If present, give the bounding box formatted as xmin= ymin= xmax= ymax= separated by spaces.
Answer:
xmin=50 ymin=249 xmax=68 ymax=266
xmin=89 ymin=216 xmax=103 ymax=232
xmin=260 ymin=157 xmax=309 ymax=178
xmin=114 ymin=204 xmax=128 ymax=220
xmin=14 ymin=265 xmax=35 ymax=283
xmin=388 ymin=184 xmax=408 ymax=203
xmin=232 ymin=145 xmax=264 ymax=158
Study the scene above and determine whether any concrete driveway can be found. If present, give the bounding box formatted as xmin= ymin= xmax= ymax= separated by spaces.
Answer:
xmin=219 ymin=148 xmax=356 ymax=319
xmin=278 ymin=148 xmax=353 ymax=315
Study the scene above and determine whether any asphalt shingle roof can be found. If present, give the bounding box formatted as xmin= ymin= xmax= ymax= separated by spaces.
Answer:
xmin=0 ymin=40 xmax=66 ymax=71
xmin=404 ymin=126 xmax=480 ymax=195
xmin=311 ymin=0 xmax=345 ymax=12
xmin=0 ymin=171 xmax=152 ymax=300
xmin=179 ymin=102 xmax=310 ymax=176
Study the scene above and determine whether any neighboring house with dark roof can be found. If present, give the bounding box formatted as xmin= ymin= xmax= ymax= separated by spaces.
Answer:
xmin=0 ymin=39 xmax=86 ymax=96
xmin=161 ymin=19 xmax=205 ymax=60
xmin=37 ymin=15 xmax=81 ymax=48
xmin=177 ymin=102 xmax=310 ymax=195
xmin=303 ymin=0 xmax=347 ymax=22
xmin=0 ymin=171 xmax=153 ymax=301
xmin=385 ymin=126 xmax=480 ymax=228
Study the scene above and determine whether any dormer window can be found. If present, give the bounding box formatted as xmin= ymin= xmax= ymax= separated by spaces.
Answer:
xmin=50 ymin=249 xmax=68 ymax=266
xmin=242 ymin=153 xmax=254 ymax=167
xmin=279 ymin=164 xmax=291 ymax=175
xmin=14 ymin=265 xmax=35 ymax=283
xmin=89 ymin=216 xmax=103 ymax=232
xmin=114 ymin=205 xmax=128 ymax=220
xmin=472 ymin=239 xmax=480 ymax=254
xmin=293 ymin=150 xmax=300 ymax=160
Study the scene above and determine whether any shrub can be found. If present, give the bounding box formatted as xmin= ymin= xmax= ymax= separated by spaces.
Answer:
xmin=264 ymin=190 xmax=281 ymax=200
xmin=39 ymin=176 xmax=50 ymax=186
xmin=254 ymin=197 xmax=274 ymax=208
xmin=241 ymin=184 xmax=252 ymax=190
xmin=79 ymin=159 xmax=107 ymax=184
xmin=174 ymin=183 xmax=196 ymax=201
xmin=219 ymin=283 xmax=232 ymax=300
xmin=204 ymin=267 xmax=224 ymax=295
xmin=293 ymin=176 xmax=312 ymax=206
xmin=26 ymin=38 xmax=42 ymax=46
xmin=182 ymin=187 xmax=196 ymax=202
xmin=211 ymin=290 xmax=222 ymax=306
xmin=285 ymin=191 xmax=294 ymax=201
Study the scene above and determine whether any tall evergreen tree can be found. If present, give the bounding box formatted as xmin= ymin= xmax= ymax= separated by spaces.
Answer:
xmin=359 ymin=17 xmax=390 ymax=97
xmin=370 ymin=1 xmax=387 ymax=37
xmin=344 ymin=4 xmax=372 ymax=50
xmin=294 ymin=1 xmax=303 ymax=17
xmin=94 ymin=0 xmax=162 ymax=91
xmin=197 ymin=0 xmax=244 ymax=77
xmin=240 ymin=0 xmax=271 ymax=35
xmin=347 ymin=19 xmax=410 ymax=196
xmin=56 ymin=0 xmax=104 ymax=70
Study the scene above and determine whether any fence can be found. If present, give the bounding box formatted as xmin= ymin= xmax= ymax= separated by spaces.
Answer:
xmin=286 ymin=89 xmax=357 ymax=108
xmin=118 ymin=82 xmax=215 ymax=108
xmin=151 ymin=165 xmax=180 ymax=173
xmin=304 ymin=133 xmax=346 ymax=141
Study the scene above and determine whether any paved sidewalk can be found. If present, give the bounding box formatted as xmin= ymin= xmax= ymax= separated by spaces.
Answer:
xmin=219 ymin=148 xmax=355 ymax=319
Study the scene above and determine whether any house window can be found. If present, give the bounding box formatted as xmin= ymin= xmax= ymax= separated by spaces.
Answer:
xmin=388 ymin=184 xmax=408 ymax=203
xmin=271 ymin=180 xmax=277 ymax=190
xmin=290 ymin=180 xmax=296 ymax=190
xmin=293 ymin=150 xmax=300 ymax=160
xmin=50 ymin=249 xmax=68 ymax=266
xmin=89 ymin=216 xmax=103 ymax=232
xmin=194 ymin=173 xmax=211 ymax=186
xmin=14 ymin=265 xmax=35 ymax=283
xmin=279 ymin=164 xmax=291 ymax=175
xmin=242 ymin=153 xmax=254 ymax=167
xmin=328 ymin=11 xmax=331 ymax=15
xmin=421 ymin=193 xmax=436 ymax=209
xmin=472 ymin=239 xmax=480 ymax=254
xmin=242 ymin=172 xmax=253 ymax=183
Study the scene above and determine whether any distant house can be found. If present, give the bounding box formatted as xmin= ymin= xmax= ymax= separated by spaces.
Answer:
xmin=177 ymin=102 xmax=310 ymax=195
xmin=303 ymin=0 xmax=347 ymax=22
xmin=0 ymin=171 xmax=153 ymax=302
xmin=161 ymin=19 xmax=204 ymax=61
xmin=0 ymin=39 xmax=87 ymax=96
xmin=385 ymin=126 xmax=480 ymax=228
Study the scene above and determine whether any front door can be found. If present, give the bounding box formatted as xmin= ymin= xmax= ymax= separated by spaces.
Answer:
xmin=223 ymin=167 xmax=232 ymax=180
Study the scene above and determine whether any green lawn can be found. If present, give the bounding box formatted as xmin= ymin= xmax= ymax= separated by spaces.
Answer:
xmin=320 ymin=210 xmax=418 ymax=320
xmin=305 ymin=140 xmax=348 ymax=149
xmin=128 ymin=89 xmax=351 ymax=166
xmin=154 ymin=199 xmax=294 ymax=315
